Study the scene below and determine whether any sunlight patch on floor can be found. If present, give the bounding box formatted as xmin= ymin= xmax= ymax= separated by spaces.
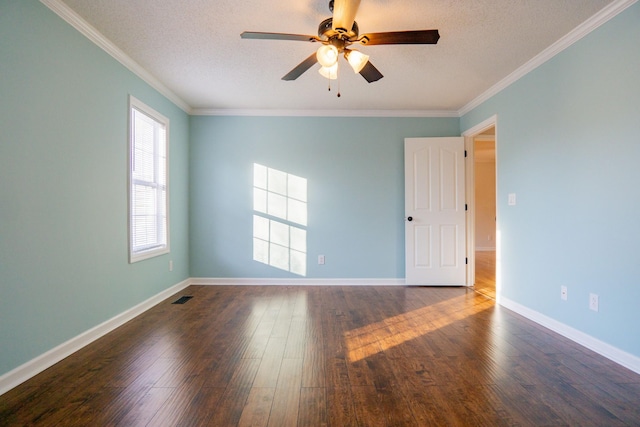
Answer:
xmin=344 ymin=293 xmax=494 ymax=362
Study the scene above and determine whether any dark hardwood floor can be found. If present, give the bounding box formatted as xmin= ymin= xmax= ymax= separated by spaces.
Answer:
xmin=474 ymin=250 xmax=496 ymax=300
xmin=2 ymin=285 xmax=640 ymax=426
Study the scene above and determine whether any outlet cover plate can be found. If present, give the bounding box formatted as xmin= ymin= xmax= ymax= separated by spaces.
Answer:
xmin=589 ymin=293 xmax=599 ymax=312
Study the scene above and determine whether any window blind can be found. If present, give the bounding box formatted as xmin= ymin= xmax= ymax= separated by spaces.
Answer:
xmin=129 ymin=97 xmax=169 ymax=262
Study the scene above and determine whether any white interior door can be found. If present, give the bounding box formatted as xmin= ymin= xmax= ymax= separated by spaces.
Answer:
xmin=405 ymin=137 xmax=466 ymax=285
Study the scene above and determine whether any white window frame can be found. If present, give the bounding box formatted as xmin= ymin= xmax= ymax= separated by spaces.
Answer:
xmin=128 ymin=96 xmax=170 ymax=263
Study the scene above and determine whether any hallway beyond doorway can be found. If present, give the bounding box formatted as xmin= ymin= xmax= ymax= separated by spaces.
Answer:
xmin=475 ymin=250 xmax=496 ymax=299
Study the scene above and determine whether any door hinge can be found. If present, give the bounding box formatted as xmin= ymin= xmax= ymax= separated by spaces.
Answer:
xmin=465 ymin=257 xmax=468 ymax=265
xmin=465 ymin=204 xmax=468 ymax=211
xmin=464 ymin=150 xmax=467 ymax=158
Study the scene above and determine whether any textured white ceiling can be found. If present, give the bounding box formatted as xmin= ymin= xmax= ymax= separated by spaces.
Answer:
xmin=59 ymin=0 xmax=614 ymax=113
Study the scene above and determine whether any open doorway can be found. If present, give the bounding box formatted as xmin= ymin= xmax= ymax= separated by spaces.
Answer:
xmin=473 ymin=130 xmax=496 ymax=299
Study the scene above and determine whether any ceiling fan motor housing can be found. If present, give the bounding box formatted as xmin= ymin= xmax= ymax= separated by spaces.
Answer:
xmin=318 ymin=18 xmax=359 ymax=41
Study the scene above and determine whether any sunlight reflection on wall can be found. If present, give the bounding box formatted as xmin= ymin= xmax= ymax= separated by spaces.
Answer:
xmin=253 ymin=163 xmax=308 ymax=276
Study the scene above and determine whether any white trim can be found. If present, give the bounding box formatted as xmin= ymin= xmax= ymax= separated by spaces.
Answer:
xmin=190 ymin=277 xmax=406 ymax=286
xmin=190 ymin=109 xmax=459 ymax=118
xmin=39 ymin=0 xmax=191 ymax=113
xmin=4 ymin=277 xmax=639 ymax=396
xmin=40 ymin=0 xmax=636 ymax=118
xmin=500 ymin=297 xmax=640 ymax=375
xmin=463 ymin=115 xmax=499 ymax=291
xmin=128 ymin=96 xmax=171 ymax=263
xmin=458 ymin=0 xmax=638 ymax=116
xmin=40 ymin=0 xmax=637 ymax=118
xmin=0 ymin=279 xmax=190 ymax=396
xmin=462 ymin=115 xmax=499 ymax=137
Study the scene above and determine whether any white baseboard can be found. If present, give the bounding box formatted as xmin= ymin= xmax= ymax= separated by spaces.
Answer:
xmin=7 ymin=279 xmax=637 ymax=396
xmin=190 ymin=277 xmax=406 ymax=286
xmin=500 ymin=296 xmax=640 ymax=375
xmin=0 ymin=279 xmax=191 ymax=396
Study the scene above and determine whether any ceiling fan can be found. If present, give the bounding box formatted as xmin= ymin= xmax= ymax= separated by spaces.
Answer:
xmin=241 ymin=0 xmax=440 ymax=84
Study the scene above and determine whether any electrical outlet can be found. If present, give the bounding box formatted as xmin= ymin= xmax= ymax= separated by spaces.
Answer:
xmin=561 ymin=286 xmax=567 ymax=301
xmin=589 ymin=293 xmax=599 ymax=312
xmin=318 ymin=255 xmax=325 ymax=265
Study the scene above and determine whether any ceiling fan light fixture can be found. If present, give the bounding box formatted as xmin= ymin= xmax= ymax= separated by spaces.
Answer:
xmin=316 ymin=44 xmax=339 ymax=67
xmin=345 ymin=49 xmax=369 ymax=73
xmin=318 ymin=63 xmax=338 ymax=80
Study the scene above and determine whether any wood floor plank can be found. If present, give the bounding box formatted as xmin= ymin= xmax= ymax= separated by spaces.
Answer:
xmin=207 ymin=358 xmax=262 ymax=426
xmin=267 ymin=358 xmax=303 ymax=427
xmin=253 ymin=337 xmax=287 ymax=388
xmin=283 ymin=318 xmax=307 ymax=359
xmin=301 ymin=338 xmax=325 ymax=388
xmin=243 ymin=320 xmax=276 ymax=359
xmin=325 ymin=387 xmax=357 ymax=427
xmin=524 ymin=381 xmax=627 ymax=426
xmin=237 ymin=387 xmax=275 ymax=427
xmin=2 ymin=285 xmax=640 ymax=426
xmin=475 ymin=250 xmax=496 ymax=299
xmin=399 ymin=386 xmax=461 ymax=426
xmin=297 ymin=387 xmax=327 ymax=427
xmin=572 ymin=381 xmax=640 ymax=425
xmin=178 ymin=386 xmax=226 ymax=427
xmin=113 ymin=386 xmax=176 ymax=427
xmin=350 ymin=386 xmax=386 ymax=427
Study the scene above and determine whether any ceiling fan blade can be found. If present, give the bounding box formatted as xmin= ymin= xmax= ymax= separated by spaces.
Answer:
xmin=360 ymin=29 xmax=440 ymax=45
xmin=282 ymin=53 xmax=318 ymax=81
xmin=332 ymin=0 xmax=361 ymax=33
xmin=241 ymin=31 xmax=318 ymax=42
xmin=359 ymin=61 xmax=383 ymax=83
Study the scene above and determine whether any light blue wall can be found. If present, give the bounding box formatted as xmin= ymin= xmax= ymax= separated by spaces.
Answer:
xmin=189 ymin=116 xmax=460 ymax=279
xmin=3 ymin=0 xmax=638 ymax=385
xmin=0 ymin=2 xmax=190 ymax=376
xmin=461 ymin=3 xmax=640 ymax=357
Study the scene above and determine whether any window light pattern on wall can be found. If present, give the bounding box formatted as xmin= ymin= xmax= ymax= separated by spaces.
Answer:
xmin=253 ymin=163 xmax=307 ymax=276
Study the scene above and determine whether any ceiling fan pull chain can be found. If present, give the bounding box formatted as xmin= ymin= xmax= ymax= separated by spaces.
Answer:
xmin=337 ymin=62 xmax=341 ymax=97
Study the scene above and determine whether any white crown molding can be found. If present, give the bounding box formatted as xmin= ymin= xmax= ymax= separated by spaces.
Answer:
xmin=39 ymin=0 xmax=191 ymax=114
xmin=0 ymin=279 xmax=190 ymax=396
xmin=458 ymin=0 xmax=638 ymax=117
xmin=190 ymin=277 xmax=406 ymax=286
xmin=500 ymin=296 xmax=640 ymax=375
xmin=37 ymin=0 xmax=638 ymax=118
xmin=190 ymin=108 xmax=459 ymax=118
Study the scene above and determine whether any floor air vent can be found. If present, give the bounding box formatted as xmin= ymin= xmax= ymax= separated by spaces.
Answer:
xmin=172 ymin=296 xmax=193 ymax=304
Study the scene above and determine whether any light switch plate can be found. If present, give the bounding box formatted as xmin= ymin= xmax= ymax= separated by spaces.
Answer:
xmin=508 ymin=193 xmax=517 ymax=206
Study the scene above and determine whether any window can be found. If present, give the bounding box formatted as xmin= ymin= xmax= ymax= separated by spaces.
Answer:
xmin=128 ymin=96 xmax=169 ymax=262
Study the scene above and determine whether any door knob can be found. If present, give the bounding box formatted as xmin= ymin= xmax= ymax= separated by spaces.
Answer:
xmin=407 ymin=216 xmax=413 ymax=221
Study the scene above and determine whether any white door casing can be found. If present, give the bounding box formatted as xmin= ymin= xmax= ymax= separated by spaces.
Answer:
xmin=405 ymin=137 xmax=466 ymax=285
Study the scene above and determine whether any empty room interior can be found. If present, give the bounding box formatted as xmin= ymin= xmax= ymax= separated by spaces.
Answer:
xmin=1 ymin=0 xmax=640 ymax=425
